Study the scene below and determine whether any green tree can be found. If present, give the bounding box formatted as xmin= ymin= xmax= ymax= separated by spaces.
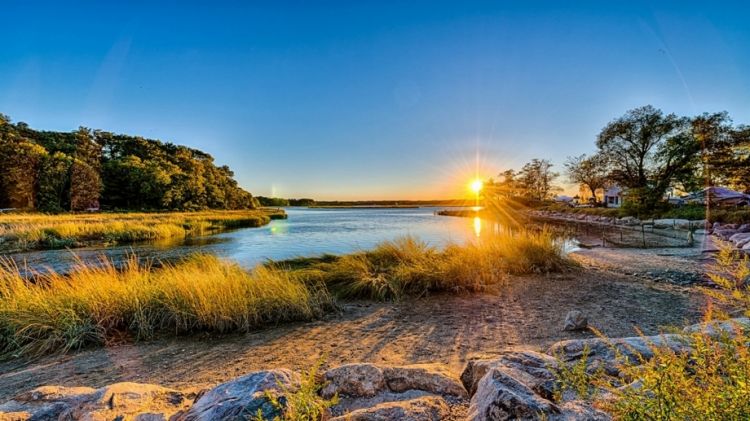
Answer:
xmin=37 ymin=152 xmax=73 ymax=212
xmin=517 ymin=159 xmax=559 ymax=201
xmin=564 ymin=153 xmax=610 ymax=203
xmin=596 ymin=106 xmax=695 ymax=210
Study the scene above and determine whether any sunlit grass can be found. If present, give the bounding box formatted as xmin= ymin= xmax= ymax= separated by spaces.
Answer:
xmin=0 ymin=209 xmax=286 ymax=251
xmin=0 ymin=254 xmax=332 ymax=358
xmin=0 ymin=228 xmax=571 ymax=358
xmin=281 ymin=228 xmax=573 ymax=300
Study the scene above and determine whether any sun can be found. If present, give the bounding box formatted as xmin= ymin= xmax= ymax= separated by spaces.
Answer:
xmin=470 ymin=179 xmax=483 ymax=194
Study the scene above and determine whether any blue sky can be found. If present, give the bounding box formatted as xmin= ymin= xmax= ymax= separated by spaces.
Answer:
xmin=1 ymin=1 xmax=749 ymax=199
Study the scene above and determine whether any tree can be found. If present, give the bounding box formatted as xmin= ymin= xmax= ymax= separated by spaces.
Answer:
xmin=0 ymin=136 xmax=46 ymax=209
xmin=564 ymin=153 xmax=610 ymax=203
xmin=596 ymin=106 xmax=694 ymax=209
xmin=37 ymin=152 xmax=73 ymax=212
xmin=517 ymin=159 xmax=559 ymax=201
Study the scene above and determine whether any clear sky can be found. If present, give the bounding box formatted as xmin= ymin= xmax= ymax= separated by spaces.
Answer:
xmin=1 ymin=1 xmax=749 ymax=200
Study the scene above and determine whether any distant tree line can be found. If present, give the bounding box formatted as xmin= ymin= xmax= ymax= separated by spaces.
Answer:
xmin=486 ymin=106 xmax=749 ymax=214
xmin=0 ymin=114 xmax=258 ymax=211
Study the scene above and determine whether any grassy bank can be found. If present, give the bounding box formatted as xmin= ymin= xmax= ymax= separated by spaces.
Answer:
xmin=0 ymin=229 xmax=570 ymax=358
xmin=0 ymin=209 xmax=286 ymax=251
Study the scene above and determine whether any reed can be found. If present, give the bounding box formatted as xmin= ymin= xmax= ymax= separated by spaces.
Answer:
xmin=0 ymin=209 xmax=286 ymax=251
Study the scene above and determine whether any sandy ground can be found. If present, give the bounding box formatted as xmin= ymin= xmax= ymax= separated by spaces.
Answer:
xmin=0 ymin=247 xmax=708 ymax=402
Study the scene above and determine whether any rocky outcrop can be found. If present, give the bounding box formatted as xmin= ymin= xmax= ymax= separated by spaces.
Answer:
xmin=330 ymin=396 xmax=451 ymax=421
xmin=176 ymin=369 xmax=299 ymax=421
xmin=0 ymin=383 xmax=190 ymax=421
xmin=547 ymin=334 xmax=690 ymax=376
xmin=7 ymin=319 xmax=750 ymax=420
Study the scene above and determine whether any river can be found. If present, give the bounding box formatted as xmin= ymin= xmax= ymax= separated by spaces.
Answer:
xmin=7 ymin=207 xmax=502 ymax=274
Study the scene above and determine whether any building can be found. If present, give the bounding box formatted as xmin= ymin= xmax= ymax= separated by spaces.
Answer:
xmin=603 ymin=186 xmax=623 ymax=208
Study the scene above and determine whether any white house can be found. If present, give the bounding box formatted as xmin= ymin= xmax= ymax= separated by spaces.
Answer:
xmin=603 ymin=186 xmax=623 ymax=208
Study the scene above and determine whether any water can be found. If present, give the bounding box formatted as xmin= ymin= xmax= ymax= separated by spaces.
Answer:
xmin=7 ymin=207 xmax=501 ymax=274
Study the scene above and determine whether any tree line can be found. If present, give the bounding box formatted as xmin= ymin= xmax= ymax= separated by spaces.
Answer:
xmin=486 ymin=106 xmax=749 ymax=214
xmin=0 ymin=114 xmax=258 ymax=212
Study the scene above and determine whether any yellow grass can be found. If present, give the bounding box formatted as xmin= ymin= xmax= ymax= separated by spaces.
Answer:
xmin=0 ymin=209 xmax=286 ymax=251
xmin=0 ymin=254 xmax=332 ymax=358
xmin=0 ymin=228 xmax=571 ymax=358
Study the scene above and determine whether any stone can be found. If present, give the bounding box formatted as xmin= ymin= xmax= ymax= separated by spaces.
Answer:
xmin=563 ymin=310 xmax=588 ymax=331
xmin=556 ymin=401 xmax=612 ymax=420
xmin=467 ymin=366 xmax=558 ymax=421
xmin=322 ymin=364 xmax=387 ymax=399
xmin=0 ymin=386 xmax=97 ymax=420
xmin=0 ymin=383 xmax=190 ymax=421
xmin=461 ymin=351 xmax=558 ymax=399
xmin=381 ymin=364 xmax=467 ymax=398
xmin=683 ymin=317 xmax=750 ymax=338
xmin=547 ymin=334 xmax=691 ymax=376
xmin=330 ymin=396 xmax=450 ymax=421
xmin=67 ymin=382 xmax=189 ymax=420
xmin=176 ymin=369 xmax=300 ymax=421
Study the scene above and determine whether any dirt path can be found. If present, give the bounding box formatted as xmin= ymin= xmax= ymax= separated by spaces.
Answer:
xmin=0 ymin=249 xmax=707 ymax=400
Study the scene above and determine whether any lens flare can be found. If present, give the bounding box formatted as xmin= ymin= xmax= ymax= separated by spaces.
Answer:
xmin=470 ymin=179 xmax=483 ymax=194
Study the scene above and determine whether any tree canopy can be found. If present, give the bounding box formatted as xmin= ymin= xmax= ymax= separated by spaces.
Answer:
xmin=0 ymin=115 xmax=258 ymax=211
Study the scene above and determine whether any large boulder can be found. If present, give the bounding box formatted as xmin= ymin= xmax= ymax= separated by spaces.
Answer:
xmin=683 ymin=318 xmax=750 ymax=338
xmin=461 ymin=351 xmax=557 ymax=399
xmin=467 ymin=366 xmax=558 ymax=421
xmin=176 ymin=369 xmax=300 ymax=421
xmin=322 ymin=364 xmax=387 ymax=399
xmin=729 ymin=232 xmax=750 ymax=248
xmin=66 ymin=382 xmax=189 ymax=420
xmin=381 ymin=364 xmax=466 ymax=398
xmin=0 ymin=383 xmax=190 ymax=421
xmin=330 ymin=396 xmax=450 ymax=421
xmin=0 ymin=386 xmax=97 ymax=420
xmin=322 ymin=363 xmax=466 ymax=399
xmin=547 ymin=334 xmax=691 ymax=376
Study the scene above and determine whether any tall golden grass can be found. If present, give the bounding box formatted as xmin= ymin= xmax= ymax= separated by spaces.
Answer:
xmin=0 ymin=228 xmax=571 ymax=358
xmin=0 ymin=254 xmax=332 ymax=358
xmin=0 ymin=209 xmax=286 ymax=251
xmin=281 ymin=228 xmax=573 ymax=300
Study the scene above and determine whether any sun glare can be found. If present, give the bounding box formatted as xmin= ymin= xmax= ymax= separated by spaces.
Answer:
xmin=470 ymin=179 xmax=483 ymax=194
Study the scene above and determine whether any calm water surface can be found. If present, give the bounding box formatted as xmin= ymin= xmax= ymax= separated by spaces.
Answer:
xmin=9 ymin=207 xmax=500 ymax=274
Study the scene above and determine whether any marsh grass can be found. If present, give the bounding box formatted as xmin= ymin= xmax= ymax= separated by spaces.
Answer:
xmin=0 ymin=254 xmax=332 ymax=358
xmin=0 ymin=209 xmax=286 ymax=251
xmin=0 ymin=228 xmax=570 ymax=358
xmin=281 ymin=228 xmax=573 ymax=300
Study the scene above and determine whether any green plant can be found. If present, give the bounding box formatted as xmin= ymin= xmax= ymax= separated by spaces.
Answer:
xmin=256 ymin=358 xmax=339 ymax=421
xmin=551 ymin=345 xmax=601 ymax=402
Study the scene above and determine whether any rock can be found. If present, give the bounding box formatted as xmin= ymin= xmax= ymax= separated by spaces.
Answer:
xmin=467 ymin=366 xmax=558 ymax=421
xmin=557 ymin=401 xmax=612 ymax=420
xmin=461 ymin=351 xmax=558 ymax=399
xmin=547 ymin=334 xmax=690 ymax=376
xmin=0 ymin=386 xmax=97 ymax=420
xmin=322 ymin=364 xmax=387 ymax=399
xmin=381 ymin=364 xmax=467 ymax=398
xmin=738 ymin=224 xmax=750 ymax=233
xmin=683 ymin=318 xmax=750 ymax=338
xmin=563 ymin=311 xmax=588 ymax=331
xmin=730 ymin=232 xmax=750 ymax=248
xmin=323 ymin=363 xmax=466 ymax=400
xmin=330 ymin=396 xmax=450 ymax=421
xmin=177 ymin=369 xmax=300 ymax=421
xmin=67 ymin=382 xmax=189 ymax=420
xmin=0 ymin=383 xmax=190 ymax=421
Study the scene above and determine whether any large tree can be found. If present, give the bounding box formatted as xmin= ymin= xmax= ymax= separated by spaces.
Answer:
xmin=596 ymin=106 xmax=696 ymax=209
xmin=517 ymin=159 xmax=559 ymax=201
xmin=564 ymin=153 xmax=610 ymax=202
